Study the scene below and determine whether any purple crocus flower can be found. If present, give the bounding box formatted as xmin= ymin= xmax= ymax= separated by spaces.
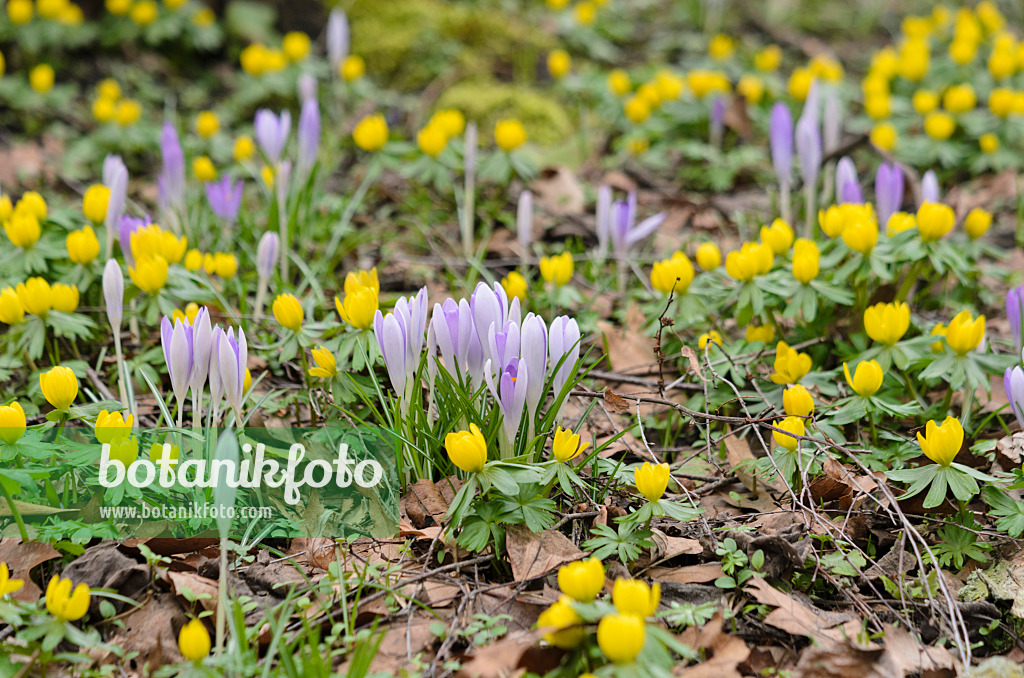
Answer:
xmin=710 ymin=96 xmax=725 ymax=146
xmin=921 ymin=170 xmax=940 ymax=205
xmin=103 ymin=259 xmax=123 ymax=333
xmin=796 ymin=113 xmax=822 ymax=192
xmin=835 ymin=156 xmax=861 ymax=204
xmin=875 ymin=163 xmax=904 ymax=227
xmin=298 ymin=99 xmax=321 ymax=173
xmin=208 ymin=326 xmax=225 ymax=418
xmin=595 ymin=185 xmax=612 ymax=262
xmin=485 ymin=357 xmax=529 ymax=454
xmin=373 ymin=287 xmax=428 ymax=404
xmin=1007 ymin=286 xmax=1023 ymax=353
xmin=549 ymin=315 xmax=580 ymax=400
xmin=102 ymin=155 xmax=128 ymax=250
xmin=471 ymin=282 xmax=520 ymax=366
xmin=610 ymin=191 xmax=665 ymax=261
xmin=161 ymin=315 xmax=194 ymax=419
xmin=520 ymin=313 xmax=548 ymax=419
xmin=157 ymin=123 xmax=185 ymax=214
xmin=486 ymin=320 xmax=521 ymax=376
xmin=254 ymin=109 xmax=291 ymax=165
xmin=189 ymin=308 xmax=213 ymax=407
xmin=256 ymin=231 xmax=279 ymax=281
xmin=205 ymin=176 xmax=244 ymax=223
xmin=823 ymin=88 xmax=842 ymax=155
xmin=770 ymin=102 xmax=794 ymax=191
xmin=429 ymin=298 xmax=475 ymax=384
xmin=326 ymin=8 xmax=349 ymax=71
xmin=1005 ymin=366 xmax=1024 ymax=429
xmin=217 ymin=326 xmax=248 ymax=423
xmin=517 ymin=190 xmax=532 ymax=264
xmin=297 ymin=73 xmax=317 ymax=104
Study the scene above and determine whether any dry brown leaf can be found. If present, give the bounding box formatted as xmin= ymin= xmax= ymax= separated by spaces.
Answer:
xmin=0 ymin=539 xmax=60 ymax=601
xmin=90 ymin=592 xmax=189 ymax=668
xmin=745 ymin=576 xmax=859 ymax=647
xmin=792 ymin=643 xmax=893 ymax=678
xmin=166 ymin=570 xmax=220 ymax=612
xmin=677 ymin=612 xmax=750 ymax=677
xmin=879 ymin=623 xmax=957 ymax=677
xmin=650 ymin=529 xmax=704 ymax=561
xmin=603 ymin=388 xmax=632 ymax=413
xmin=596 ymin=319 xmax=656 ymax=372
xmin=529 ymin=166 xmax=585 ymax=215
xmin=649 ymin=563 xmax=723 ymax=584
xmin=402 ymin=478 xmax=453 ymax=528
xmin=458 ymin=630 xmax=562 ymax=678
xmin=723 ymin=433 xmax=787 ymax=495
xmin=680 ymin=345 xmax=705 ymax=382
xmin=506 ymin=525 xmax=585 ymax=582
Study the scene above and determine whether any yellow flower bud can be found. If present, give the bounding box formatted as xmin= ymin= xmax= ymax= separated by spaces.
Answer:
xmin=539 ymin=251 xmax=573 ymax=287
xmin=754 ymin=45 xmax=782 ymax=72
xmin=308 ymin=346 xmax=338 ymax=379
xmin=698 ymin=330 xmax=722 ymax=350
xmin=917 ymin=416 xmax=963 ymax=467
xmin=335 ymin=269 xmax=380 ymax=330
xmin=16 ymin=278 xmax=52 ymax=316
xmin=107 ymin=435 xmax=139 ymax=466
xmin=50 ymin=283 xmax=79 ymax=313
xmin=612 ymin=577 xmax=660 ymax=617
xmin=783 ymin=384 xmax=814 ymax=417
xmin=45 ymin=576 xmax=90 ymax=621
xmin=760 ymin=218 xmax=794 ymax=254
xmin=623 ymin=96 xmax=650 ymax=123
xmin=30 ymin=64 xmax=55 ymax=94
xmin=129 ymin=255 xmax=169 ymax=295
xmin=282 ymin=31 xmax=311 ymax=62
xmin=745 ymin=324 xmax=775 ymax=344
xmin=708 ymin=34 xmax=734 ymax=61
xmin=791 ymin=237 xmax=820 ymax=284
xmin=771 ymin=341 xmax=812 ymax=385
xmin=192 ymin=156 xmax=216 ymax=182
xmin=843 ymin=360 xmax=884 ymax=397
xmin=40 ymin=366 xmax=79 ymax=411
xmin=916 ymin=202 xmax=954 ymax=242
xmin=840 ymin=215 xmax=878 ymax=254
xmin=988 ymin=88 xmax=1014 ymax=118
xmin=923 ymin=112 xmax=955 ymax=140
xmin=7 ymin=0 xmax=33 ymax=24
xmin=445 ymin=423 xmax=487 ymax=473
xmin=66 ymin=226 xmax=100 ymax=265
xmin=195 ymin=110 xmax=219 ymax=138
xmin=979 ymin=133 xmax=999 ymax=154
xmin=82 ymin=184 xmax=110 ymax=224
xmin=115 ymin=99 xmax=142 ymax=126
xmin=0 ymin=401 xmax=27 ymax=445
xmin=552 ymin=426 xmax=589 ymax=463
xmin=649 ymin=251 xmax=694 ymax=294
xmin=130 ymin=0 xmax=157 ymax=25
xmin=233 ymin=135 xmax=255 ymax=162
xmin=573 ymin=1 xmax=595 ymax=25
xmin=416 ymin=124 xmax=448 ymax=157
xmin=494 ymin=119 xmax=527 ymax=152
xmin=178 ymin=618 xmax=211 ymax=662
xmin=634 ymin=461 xmax=669 ymax=502
xmin=547 ymin=49 xmax=571 ymax=79
xmin=886 ymin=212 xmax=916 ymax=236
xmin=18 ymin=192 xmax=47 ymax=220
xmin=212 ymin=252 xmax=237 ymax=278
xmin=597 ymin=613 xmax=645 ymax=664
xmin=945 ymin=310 xmax=984 ymax=355
xmin=736 ymin=75 xmax=764 ymax=104
xmin=695 ymin=241 xmax=721 ymax=270
xmin=963 ymin=207 xmax=992 ymax=239
xmin=340 ymin=55 xmax=365 ymax=82
xmin=864 ymin=301 xmax=910 ymax=346
xmin=537 ymin=596 xmax=584 ymax=649
xmin=869 ymin=122 xmax=897 ymax=152
xmin=912 ymin=90 xmax=939 ymax=115
xmin=557 ymin=558 xmax=604 ymax=602
xmin=0 ymin=287 xmax=23 ymax=325
xmin=500 ymin=271 xmax=527 ymax=301
xmin=787 ymin=67 xmax=814 ymax=101
xmin=773 ymin=416 xmax=805 ymax=451
xmin=353 ymin=113 xmax=389 ymax=152
xmin=725 ymin=242 xmax=773 ymax=281
xmin=607 ymin=68 xmax=631 ymax=96
xmin=428 ymin=109 xmax=465 ymax=139
xmin=272 ymin=293 xmax=304 ymax=331
xmin=5 ymin=210 xmax=41 ymax=249
xmin=95 ymin=409 xmax=133 ymax=444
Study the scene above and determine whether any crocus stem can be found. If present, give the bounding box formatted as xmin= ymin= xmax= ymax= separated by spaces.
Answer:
xmin=278 ymin=189 xmax=288 ymax=282
xmin=462 ymin=164 xmax=475 ymax=260
xmin=780 ymin=181 xmax=792 ymax=225
xmin=215 ymin=537 xmax=228 ymax=654
xmin=803 ymin=181 xmax=816 ymax=238
xmin=254 ymin=278 xmax=267 ymax=324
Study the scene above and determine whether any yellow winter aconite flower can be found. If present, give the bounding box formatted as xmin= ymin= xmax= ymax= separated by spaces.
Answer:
xmin=547 ymin=49 xmax=571 ymax=79
xmin=736 ymin=75 xmax=764 ymax=104
xmin=178 ymin=618 xmax=211 ymax=662
xmin=130 ymin=0 xmax=158 ymax=25
xmin=945 ymin=310 xmax=985 ymax=355
xmin=212 ymin=252 xmax=237 ymax=278
xmin=107 ymin=435 xmax=139 ymax=466
xmin=282 ymin=31 xmax=311 ymax=62
xmin=552 ymin=426 xmax=589 ymax=463
xmin=597 ymin=613 xmax=645 ymax=664
xmin=46 ymin=576 xmax=90 ymax=622
xmin=773 ymin=416 xmax=805 ymax=451
xmin=82 ymin=184 xmax=111 ymax=224
xmin=50 ymin=283 xmax=79 ymax=313
xmin=272 ymin=293 xmax=304 ymax=331
xmin=5 ymin=210 xmax=41 ymax=249
xmin=95 ymin=409 xmax=132 ymax=444
xmin=537 ymin=596 xmax=584 ymax=649
xmin=708 ymin=33 xmax=734 ymax=61
xmin=116 ymin=99 xmax=142 ymax=126
xmin=864 ymin=94 xmax=891 ymax=120
xmin=18 ymin=192 xmax=46 ymax=220
xmin=29 ymin=64 xmax=55 ymax=94
xmin=787 ymin=67 xmax=814 ymax=101
xmin=0 ymin=288 xmax=22 ymax=326
xmin=539 ymin=252 xmax=573 ymax=287
xmin=755 ymin=45 xmax=782 ymax=72
xmin=783 ymin=384 xmax=814 ymax=417
xmin=16 ymin=278 xmax=52 ymax=316
xmin=340 ymin=55 xmax=365 ymax=82
xmin=760 ymin=218 xmax=794 ymax=254
xmin=791 ymin=238 xmax=819 ymax=284
xmin=93 ymin=96 xmax=116 ymax=122
xmin=233 ymin=135 xmax=255 ymax=162
xmin=66 ymin=226 xmax=100 ymax=264
xmin=746 ymin=324 xmax=774 ymax=344
xmin=106 ymin=0 xmax=131 ymax=15
xmin=416 ymin=124 xmax=447 ymax=157
xmin=353 ymin=113 xmax=389 ymax=152
xmin=924 ymin=112 xmax=955 ymax=140
xmin=7 ymin=0 xmax=32 ymax=24
xmin=334 ymin=268 xmax=379 ymax=330
xmin=573 ymin=0 xmax=595 ymax=25
xmin=912 ymin=90 xmax=939 ymax=115
xmin=930 ymin=323 xmax=947 ymax=353
xmin=193 ymin=156 xmax=216 ymax=182
xmin=261 ymin=165 xmax=274 ymax=188
xmin=308 ymin=346 xmax=338 ymax=379
xmin=649 ymin=251 xmax=694 ymax=294
xmin=695 ymin=242 xmax=721 ymax=270
xmin=195 ymin=110 xmax=219 ymax=138
xmin=191 ymin=7 xmax=214 ymax=26
xmin=916 ymin=202 xmax=954 ymax=242
xmin=0 ymin=401 xmax=27 ymax=445
xmin=0 ymin=562 xmax=24 ymax=596
xmin=623 ymin=96 xmax=650 ymax=123
xmin=698 ymin=330 xmax=722 ymax=350
xmin=494 ymin=119 xmax=527 ymax=152
xmin=898 ymin=39 xmax=929 ymax=80
xmin=988 ymin=88 xmax=1014 ymax=118
xmin=607 ymin=69 xmax=631 ymax=96
xmin=979 ymin=133 xmax=999 ymax=154
xmin=864 ymin=301 xmax=910 ymax=346
xmin=445 ymin=423 xmax=487 ymax=473
xmin=840 ymin=216 xmax=879 ymax=255
xmin=41 ymin=366 xmax=78 ymax=411
xmin=942 ymin=84 xmax=976 ymax=113
xmin=810 ymin=54 xmax=843 ymax=82
xmin=771 ymin=341 xmax=812 ymax=385
xmin=557 ymin=557 xmax=604 ymax=602
xmin=129 ymin=255 xmax=169 ymax=294
xmin=501 ymin=271 xmax=527 ymax=300
xmin=725 ymin=242 xmax=773 ymax=281
xmin=687 ymin=69 xmax=730 ymax=99
xmin=844 ymin=360 xmax=884 ymax=397
xmin=917 ymin=416 xmax=963 ymax=467
xmin=613 ymin=578 xmax=660 ymax=617
xmin=963 ymin=207 xmax=992 ymax=240
xmin=869 ymin=122 xmax=897 ymax=152
xmin=634 ymin=461 xmax=669 ymax=502
xmin=886 ymin=212 xmax=916 ymax=236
